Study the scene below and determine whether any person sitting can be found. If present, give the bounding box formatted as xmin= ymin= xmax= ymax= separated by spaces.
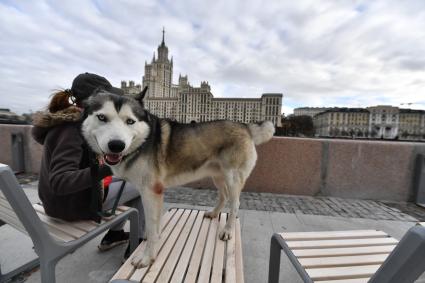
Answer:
xmin=31 ymin=73 xmax=145 ymax=257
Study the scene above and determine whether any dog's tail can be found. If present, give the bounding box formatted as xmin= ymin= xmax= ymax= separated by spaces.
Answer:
xmin=248 ymin=121 xmax=275 ymax=145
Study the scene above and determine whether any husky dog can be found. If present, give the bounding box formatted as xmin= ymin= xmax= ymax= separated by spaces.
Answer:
xmin=81 ymin=87 xmax=275 ymax=268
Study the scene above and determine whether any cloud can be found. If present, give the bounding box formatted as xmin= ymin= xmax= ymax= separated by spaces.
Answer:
xmin=0 ymin=0 xmax=425 ymax=114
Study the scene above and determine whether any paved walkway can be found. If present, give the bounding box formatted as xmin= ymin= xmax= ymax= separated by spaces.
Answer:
xmin=164 ymin=187 xmax=424 ymax=222
xmin=16 ymin=175 xmax=425 ymax=222
xmin=2 ymin=181 xmax=425 ymax=283
xmin=2 ymin=202 xmax=424 ymax=283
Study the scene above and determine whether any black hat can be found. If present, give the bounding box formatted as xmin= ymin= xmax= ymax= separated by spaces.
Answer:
xmin=70 ymin=72 xmax=124 ymax=101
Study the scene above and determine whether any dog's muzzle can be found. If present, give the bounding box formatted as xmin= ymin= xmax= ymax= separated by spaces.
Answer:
xmin=104 ymin=140 xmax=125 ymax=166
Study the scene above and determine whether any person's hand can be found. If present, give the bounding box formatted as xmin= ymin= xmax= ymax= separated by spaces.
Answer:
xmin=97 ymin=164 xmax=113 ymax=181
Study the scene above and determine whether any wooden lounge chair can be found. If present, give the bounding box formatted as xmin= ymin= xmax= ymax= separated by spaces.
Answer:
xmin=110 ymin=208 xmax=244 ymax=283
xmin=0 ymin=163 xmax=139 ymax=283
xmin=268 ymin=227 xmax=425 ymax=283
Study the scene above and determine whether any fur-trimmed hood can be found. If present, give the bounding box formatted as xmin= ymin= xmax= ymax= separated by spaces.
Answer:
xmin=32 ymin=106 xmax=82 ymax=145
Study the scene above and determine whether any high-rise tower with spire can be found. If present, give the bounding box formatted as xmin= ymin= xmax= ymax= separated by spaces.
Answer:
xmin=142 ymin=28 xmax=174 ymax=98
xmin=122 ymin=29 xmax=282 ymax=126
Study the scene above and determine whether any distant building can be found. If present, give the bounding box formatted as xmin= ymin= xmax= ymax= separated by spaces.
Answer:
xmin=121 ymin=29 xmax=282 ymax=126
xmin=293 ymin=107 xmax=331 ymax=118
xmin=399 ymin=109 xmax=425 ymax=139
xmin=313 ymin=105 xmax=425 ymax=140
xmin=367 ymin=106 xmax=399 ymax=139
xmin=0 ymin=109 xmax=27 ymax=124
xmin=121 ymin=80 xmax=142 ymax=95
xmin=314 ymin=108 xmax=370 ymax=137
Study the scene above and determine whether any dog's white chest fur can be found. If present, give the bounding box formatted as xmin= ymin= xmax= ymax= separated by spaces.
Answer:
xmin=112 ymin=159 xmax=151 ymax=187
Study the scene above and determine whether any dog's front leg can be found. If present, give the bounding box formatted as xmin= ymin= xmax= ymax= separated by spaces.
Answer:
xmin=131 ymin=184 xmax=163 ymax=268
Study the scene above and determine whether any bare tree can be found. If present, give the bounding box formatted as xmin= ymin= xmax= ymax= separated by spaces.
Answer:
xmin=277 ymin=115 xmax=315 ymax=137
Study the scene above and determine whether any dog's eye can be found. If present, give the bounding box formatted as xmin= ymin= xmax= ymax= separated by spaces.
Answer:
xmin=97 ymin=114 xmax=107 ymax=122
xmin=126 ymin=118 xmax=135 ymax=125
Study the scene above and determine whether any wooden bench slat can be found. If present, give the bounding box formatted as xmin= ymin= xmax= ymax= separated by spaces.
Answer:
xmin=2 ymin=200 xmax=97 ymax=241
xmin=68 ymin=220 xmax=99 ymax=232
xmin=316 ymin=278 xmax=370 ymax=283
xmin=33 ymin=204 xmax=99 ymax=232
xmin=35 ymin=212 xmax=86 ymax=238
xmin=298 ymin=253 xmax=390 ymax=268
xmin=235 ymin=219 xmax=244 ymax=283
xmin=288 ymin=237 xmax=398 ymax=250
xmin=43 ymin=223 xmax=76 ymax=242
xmin=281 ymin=230 xmax=388 ymax=241
xmin=197 ymin=216 xmax=220 ymax=283
xmin=306 ymin=264 xmax=381 ymax=281
xmin=121 ymin=243 xmax=148 ymax=281
xmin=142 ymin=209 xmax=193 ymax=283
xmin=1 ymin=200 xmax=79 ymax=241
xmin=32 ymin=204 xmax=134 ymax=238
xmin=169 ymin=210 xmax=205 ymax=283
xmin=0 ymin=198 xmax=134 ymax=243
xmin=129 ymin=209 xmax=185 ymax=281
xmin=0 ymin=199 xmax=19 ymax=219
xmin=0 ymin=202 xmax=26 ymax=234
xmin=293 ymin=245 xmax=396 ymax=258
xmin=0 ymin=198 xmax=22 ymax=229
xmin=225 ymin=216 xmax=237 ymax=283
xmin=116 ymin=206 xmax=130 ymax=212
xmin=155 ymin=210 xmax=200 ymax=283
xmin=111 ymin=209 xmax=244 ymax=283
xmin=0 ymin=196 xmax=13 ymax=210
xmin=110 ymin=209 xmax=177 ymax=281
xmin=211 ymin=213 xmax=227 ymax=283
xmin=183 ymin=215 xmax=212 ymax=283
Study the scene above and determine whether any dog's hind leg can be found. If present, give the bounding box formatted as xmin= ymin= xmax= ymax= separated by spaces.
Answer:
xmin=219 ymin=171 xmax=244 ymax=241
xmin=205 ymin=176 xmax=228 ymax=219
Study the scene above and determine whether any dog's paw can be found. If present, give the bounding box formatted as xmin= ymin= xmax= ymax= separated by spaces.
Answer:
xmin=131 ymin=253 xmax=154 ymax=268
xmin=204 ymin=211 xmax=219 ymax=219
xmin=219 ymin=228 xmax=233 ymax=241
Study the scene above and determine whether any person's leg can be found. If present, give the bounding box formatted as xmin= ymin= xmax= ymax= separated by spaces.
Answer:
xmin=99 ymin=180 xmax=145 ymax=251
xmin=103 ymin=180 xmax=145 ymax=238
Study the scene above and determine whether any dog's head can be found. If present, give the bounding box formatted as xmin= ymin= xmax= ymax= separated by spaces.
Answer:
xmin=81 ymin=87 xmax=150 ymax=166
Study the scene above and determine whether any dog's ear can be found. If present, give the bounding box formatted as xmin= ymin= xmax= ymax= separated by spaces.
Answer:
xmin=135 ymin=86 xmax=148 ymax=106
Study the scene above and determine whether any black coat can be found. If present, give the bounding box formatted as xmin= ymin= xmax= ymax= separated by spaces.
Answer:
xmin=31 ymin=106 xmax=111 ymax=221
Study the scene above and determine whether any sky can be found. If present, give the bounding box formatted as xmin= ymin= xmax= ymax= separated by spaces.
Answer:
xmin=1 ymin=0 xmax=425 ymax=115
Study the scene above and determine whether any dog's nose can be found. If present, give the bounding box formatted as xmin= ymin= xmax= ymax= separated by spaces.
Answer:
xmin=108 ymin=140 xmax=125 ymax=153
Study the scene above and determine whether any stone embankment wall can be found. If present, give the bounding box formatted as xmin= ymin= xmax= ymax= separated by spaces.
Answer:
xmin=1 ymin=125 xmax=424 ymax=201
xmin=189 ymin=137 xmax=425 ymax=202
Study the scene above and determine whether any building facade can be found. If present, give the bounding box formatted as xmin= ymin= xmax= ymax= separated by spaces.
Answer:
xmin=314 ymin=108 xmax=370 ymax=137
xmin=399 ymin=109 xmax=425 ymax=139
xmin=121 ymin=80 xmax=142 ymax=95
xmin=0 ymin=108 xmax=27 ymax=124
xmin=367 ymin=106 xmax=399 ymax=139
xmin=294 ymin=107 xmax=331 ymax=118
xmin=121 ymin=30 xmax=282 ymax=126
xmin=313 ymin=105 xmax=425 ymax=140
